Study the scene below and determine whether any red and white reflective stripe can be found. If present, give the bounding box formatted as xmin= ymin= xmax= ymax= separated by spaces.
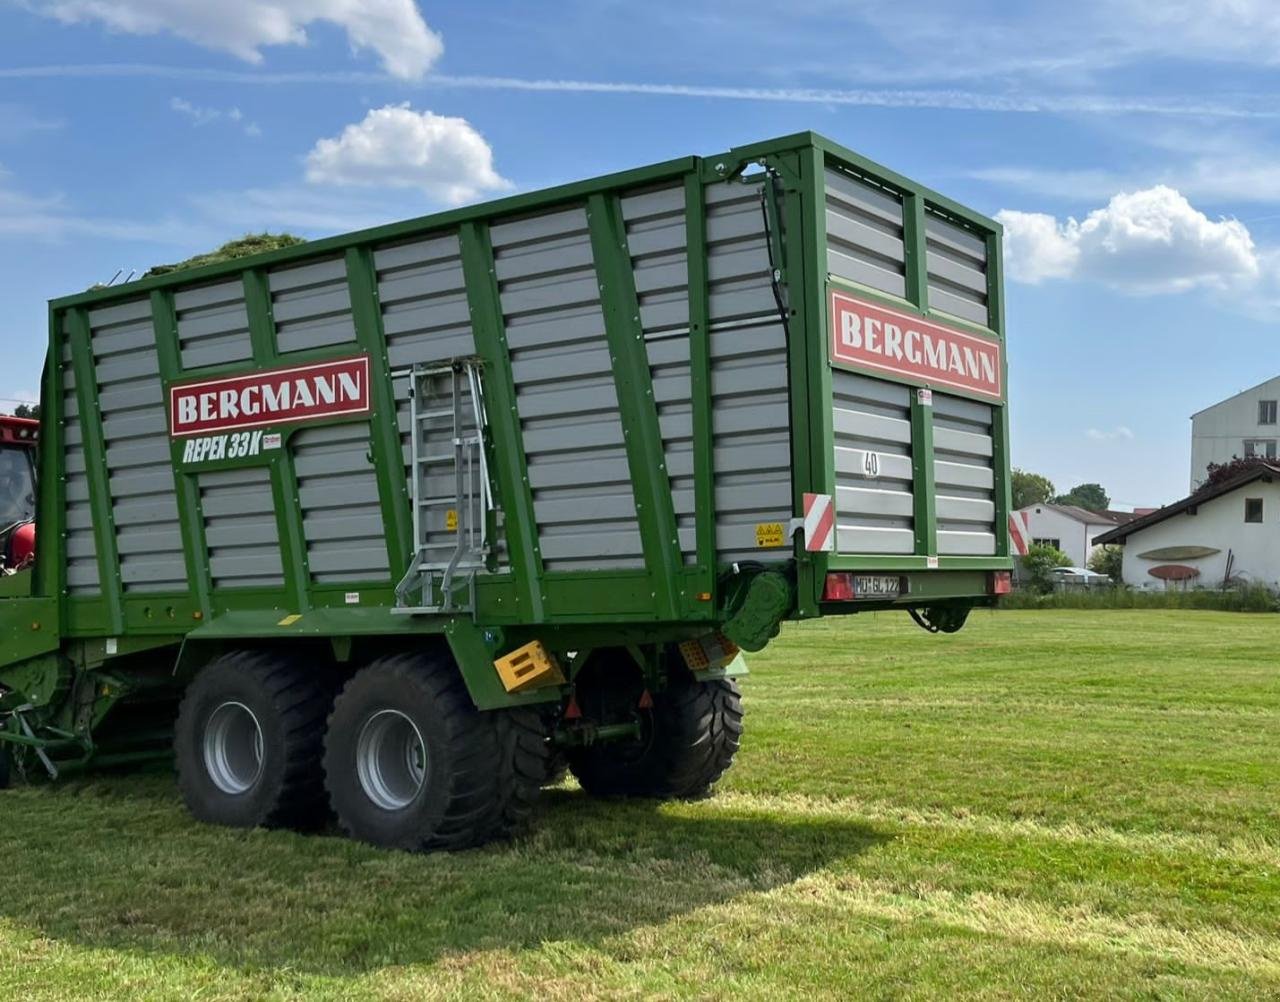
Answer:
xmin=803 ymin=492 xmax=835 ymax=552
xmin=1008 ymin=511 xmax=1030 ymax=556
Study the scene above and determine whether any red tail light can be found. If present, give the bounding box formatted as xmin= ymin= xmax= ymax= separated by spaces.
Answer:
xmin=989 ymin=571 xmax=1012 ymax=595
xmin=822 ymin=572 xmax=855 ymax=601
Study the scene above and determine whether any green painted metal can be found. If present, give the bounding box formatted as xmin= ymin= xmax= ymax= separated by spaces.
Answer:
xmin=458 ymin=220 xmax=545 ymax=622
xmin=346 ymin=246 xmax=415 ymax=580
xmin=243 ymin=268 xmax=311 ymax=611
xmin=682 ymin=172 xmax=716 ymax=605
xmin=587 ymin=191 xmax=683 ymax=623
xmin=911 ymin=393 xmax=939 ymax=557
xmin=902 ymin=194 xmax=931 ymax=310
xmin=67 ymin=307 xmax=125 ymax=635
xmin=150 ymin=288 xmax=214 ymax=617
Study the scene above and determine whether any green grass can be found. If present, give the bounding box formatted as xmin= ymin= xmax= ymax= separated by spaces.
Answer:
xmin=2 ymin=610 xmax=1279 ymax=1000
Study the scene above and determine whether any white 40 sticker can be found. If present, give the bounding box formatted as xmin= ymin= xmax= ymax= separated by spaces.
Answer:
xmin=181 ymin=429 xmax=276 ymax=464
xmin=860 ymin=450 xmax=881 ymax=478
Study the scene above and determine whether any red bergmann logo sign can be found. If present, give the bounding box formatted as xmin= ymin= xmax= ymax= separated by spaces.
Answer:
xmin=829 ymin=289 xmax=1002 ymax=401
xmin=169 ymin=355 xmax=371 ymax=438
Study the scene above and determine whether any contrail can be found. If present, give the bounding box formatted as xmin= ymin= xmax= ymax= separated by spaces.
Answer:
xmin=0 ymin=63 xmax=1271 ymax=119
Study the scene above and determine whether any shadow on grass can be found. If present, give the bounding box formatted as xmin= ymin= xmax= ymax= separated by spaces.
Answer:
xmin=0 ymin=770 xmax=887 ymax=977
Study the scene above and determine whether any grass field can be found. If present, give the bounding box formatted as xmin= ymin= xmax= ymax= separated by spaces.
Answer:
xmin=2 ymin=610 xmax=1278 ymax=1000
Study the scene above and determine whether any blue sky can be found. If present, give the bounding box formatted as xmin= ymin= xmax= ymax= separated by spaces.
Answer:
xmin=4 ymin=1 xmax=1280 ymax=508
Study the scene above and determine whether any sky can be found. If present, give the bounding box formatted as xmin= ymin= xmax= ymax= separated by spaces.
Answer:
xmin=4 ymin=1 xmax=1280 ymax=509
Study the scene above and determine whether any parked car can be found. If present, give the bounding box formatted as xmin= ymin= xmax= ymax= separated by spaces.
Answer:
xmin=1050 ymin=567 xmax=1111 ymax=587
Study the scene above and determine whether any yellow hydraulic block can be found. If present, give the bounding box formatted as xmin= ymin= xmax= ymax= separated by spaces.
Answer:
xmin=493 ymin=640 xmax=566 ymax=693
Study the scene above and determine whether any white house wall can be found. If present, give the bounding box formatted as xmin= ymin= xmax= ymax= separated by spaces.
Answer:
xmin=1190 ymin=376 xmax=1280 ymax=489
xmin=1119 ymin=480 xmax=1280 ymax=589
xmin=1019 ymin=505 xmax=1110 ymax=567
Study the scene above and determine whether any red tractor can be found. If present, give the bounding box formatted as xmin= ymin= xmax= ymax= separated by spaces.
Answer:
xmin=0 ymin=416 xmax=37 ymax=574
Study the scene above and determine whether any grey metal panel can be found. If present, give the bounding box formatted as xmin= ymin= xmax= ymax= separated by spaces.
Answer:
xmin=622 ymin=184 xmax=696 ymax=564
xmin=175 ymin=280 xmax=253 ymax=370
xmin=925 ymin=211 xmax=989 ymax=327
xmin=269 ymin=256 xmax=357 ymax=355
xmin=85 ymin=297 xmax=188 ymax=593
xmin=290 ymin=423 xmax=390 ymax=585
xmin=832 ymin=369 xmax=915 ymax=555
xmin=825 ymin=168 xmax=907 ymax=299
xmin=200 ymin=468 xmax=285 ymax=590
xmin=932 ymin=389 xmax=997 ymax=554
xmin=489 ymin=202 xmax=644 ymax=572
xmin=64 ymin=333 xmax=99 ymax=595
xmin=704 ymin=175 xmax=794 ymax=564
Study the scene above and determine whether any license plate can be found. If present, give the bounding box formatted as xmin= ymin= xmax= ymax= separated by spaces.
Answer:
xmin=853 ymin=574 xmax=903 ymax=599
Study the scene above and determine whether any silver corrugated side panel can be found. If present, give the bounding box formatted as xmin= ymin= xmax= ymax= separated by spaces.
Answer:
xmin=825 ymin=168 xmax=907 ymax=300
xmin=60 ymin=331 xmax=100 ymax=595
xmin=89 ymin=298 xmax=188 ymax=592
xmin=831 ymin=369 xmax=916 ymax=554
xmin=622 ymin=184 xmax=697 ymax=563
xmin=925 ymin=212 xmax=989 ymax=327
xmin=705 ymin=178 xmax=793 ymax=564
xmin=269 ymin=257 xmax=357 ymax=354
xmin=290 ymin=422 xmax=390 ymax=584
xmin=493 ymin=205 xmax=644 ymax=572
xmin=199 ymin=467 xmax=285 ymax=589
xmin=174 ymin=279 xmax=252 ymax=370
xmin=933 ymin=391 xmax=997 ymax=555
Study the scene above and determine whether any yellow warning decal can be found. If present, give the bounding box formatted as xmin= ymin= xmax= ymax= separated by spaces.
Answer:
xmin=445 ymin=509 xmax=458 ymax=532
xmin=755 ymin=522 xmax=785 ymax=548
xmin=277 ymin=614 xmax=303 ymax=627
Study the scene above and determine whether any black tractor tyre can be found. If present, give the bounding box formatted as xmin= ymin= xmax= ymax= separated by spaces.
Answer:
xmin=174 ymin=651 xmax=333 ymax=830
xmin=0 ymin=745 xmax=11 ymax=790
xmin=569 ymin=665 xmax=744 ymax=800
xmin=322 ymin=651 xmax=507 ymax=852
xmin=491 ymin=707 xmax=553 ymax=836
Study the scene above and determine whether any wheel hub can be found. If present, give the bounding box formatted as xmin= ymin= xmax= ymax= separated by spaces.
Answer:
xmin=355 ymin=709 xmax=427 ymax=811
xmin=203 ymin=701 xmax=265 ymax=795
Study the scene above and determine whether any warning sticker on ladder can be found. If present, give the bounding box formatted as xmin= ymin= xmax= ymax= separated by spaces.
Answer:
xmin=803 ymin=493 xmax=835 ymax=552
xmin=445 ymin=509 xmax=458 ymax=532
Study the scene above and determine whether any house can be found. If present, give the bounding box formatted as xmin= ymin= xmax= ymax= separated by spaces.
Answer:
xmin=1014 ymin=503 xmax=1136 ymax=568
xmin=1094 ymin=463 xmax=1280 ymax=590
xmin=1190 ymin=375 xmax=1280 ymax=489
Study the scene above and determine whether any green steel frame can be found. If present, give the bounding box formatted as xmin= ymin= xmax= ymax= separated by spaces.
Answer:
xmin=2 ymin=131 xmax=1012 ymax=716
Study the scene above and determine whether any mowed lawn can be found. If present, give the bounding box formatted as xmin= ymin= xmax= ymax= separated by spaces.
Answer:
xmin=2 ymin=610 xmax=1279 ymax=1000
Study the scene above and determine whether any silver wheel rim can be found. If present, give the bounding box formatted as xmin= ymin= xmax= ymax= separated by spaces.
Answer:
xmin=356 ymin=709 xmax=427 ymax=811
xmin=203 ymin=701 xmax=264 ymax=795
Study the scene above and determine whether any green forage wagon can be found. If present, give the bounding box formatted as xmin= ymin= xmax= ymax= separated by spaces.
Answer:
xmin=0 ymin=132 xmax=1012 ymax=850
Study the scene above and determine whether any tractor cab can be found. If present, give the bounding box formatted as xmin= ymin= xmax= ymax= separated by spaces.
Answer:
xmin=0 ymin=416 xmax=37 ymax=573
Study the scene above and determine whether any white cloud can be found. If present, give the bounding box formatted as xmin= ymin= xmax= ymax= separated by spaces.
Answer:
xmin=30 ymin=1 xmax=442 ymax=79
xmin=170 ymin=97 xmax=260 ymax=136
xmin=1086 ymin=426 xmax=1135 ymax=441
xmin=998 ymin=186 xmax=1259 ymax=294
xmin=0 ymin=164 xmax=199 ymax=244
xmin=305 ymin=105 xmax=512 ymax=206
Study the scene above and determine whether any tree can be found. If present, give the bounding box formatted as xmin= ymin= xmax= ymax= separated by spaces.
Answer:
xmin=1054 ymin=482 xmax=1110 ymax=512
xmin=12 ymin=403 xmax=39 ymax=420
xmin=1088 ymin=544 xmax=1123 ymax=584
xmin=1195 ymin=456 xmax=1270 ymax=495
xmin=1011 ymin=468 xmax=1055 ymax=509
xmin=1021 ymin=542 xmax=1071 ymax=594
xmin=144 ymin=233 xmax=307 ymax=278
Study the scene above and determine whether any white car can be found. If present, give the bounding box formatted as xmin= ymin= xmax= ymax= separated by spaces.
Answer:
xmin=1050 ymin=567 xmax=1111 ymax=585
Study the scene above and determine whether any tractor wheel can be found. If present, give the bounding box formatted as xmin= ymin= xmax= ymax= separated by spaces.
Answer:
xmin=0 ymin=745 xmax=10 ymax=790
xmin=568 ymin=654 xmax=743 ymax=800
xmin=323 ymin=651 xmax=511 ymax=851
xmin=491 ymin=707 xmax=553 ymax=836
xmin=175 ymin=651 xmax=332 ymax=830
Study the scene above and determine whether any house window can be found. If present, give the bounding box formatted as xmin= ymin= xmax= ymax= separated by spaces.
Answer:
xmin=1033 ymin=537 xmax=1061 ymax=550
xmin=1244 ymin=439 xmax=1277 ymax=459
xmin=1260 ymin=400 xmax=1277 ymax=425
xmin=1245 ymin=498 xmax=1264 ymax=523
